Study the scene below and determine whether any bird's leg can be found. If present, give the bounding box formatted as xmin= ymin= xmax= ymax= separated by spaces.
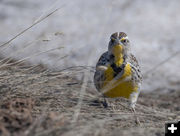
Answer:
xmin=131 ymin=107 xmax=141 ymax=125
xmin=129 ymin=89 xmax=141 ymax=125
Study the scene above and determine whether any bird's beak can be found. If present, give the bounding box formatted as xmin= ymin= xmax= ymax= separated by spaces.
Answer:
xmin=112 ymin=44 xmax=123 ymax=57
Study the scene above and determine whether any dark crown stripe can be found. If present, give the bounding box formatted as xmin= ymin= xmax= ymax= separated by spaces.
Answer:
xmin=110 ymin=32 xmax=127 ymax=39
xmin=118 ymin=32 xmax=127 ymax=39
xmin=111 ymin=32 xmax=118 ymax=39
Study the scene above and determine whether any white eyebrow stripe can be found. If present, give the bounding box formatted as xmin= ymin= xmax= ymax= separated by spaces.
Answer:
xmin=120 ymin=36 xmax=128 ymax=40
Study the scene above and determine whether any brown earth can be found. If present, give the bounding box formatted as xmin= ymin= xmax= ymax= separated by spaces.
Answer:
xmin=0 ymin=62 xmax=179 ymax=136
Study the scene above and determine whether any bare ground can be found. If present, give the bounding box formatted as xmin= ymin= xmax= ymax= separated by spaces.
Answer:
xmin=0 ymin=62 xmax=179 ymax=136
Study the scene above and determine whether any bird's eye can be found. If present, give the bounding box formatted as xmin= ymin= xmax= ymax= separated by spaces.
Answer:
xmin=111 ymin=38 xmax=115 ymax=43
xmin=121 ymin=39 xmax=129 ymax=43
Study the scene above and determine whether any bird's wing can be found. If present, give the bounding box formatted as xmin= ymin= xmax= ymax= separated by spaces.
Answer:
xmin=128 ymin=53 xmax=142 ymax=84
xmin=94 ymin=51 xmax=109 ymax=91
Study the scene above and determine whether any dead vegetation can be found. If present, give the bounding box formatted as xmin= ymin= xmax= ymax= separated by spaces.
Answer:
xmin=0 ymin=3 xmax=179 ymax=135
xmin=0 ymin=61 xmax=179 ymax=136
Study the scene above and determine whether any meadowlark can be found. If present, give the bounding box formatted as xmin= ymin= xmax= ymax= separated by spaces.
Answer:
xmin=94 ymin=32 xmax=142 ymax=124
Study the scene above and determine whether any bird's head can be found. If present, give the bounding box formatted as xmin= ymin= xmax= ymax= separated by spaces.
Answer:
xmin=108 ymin=32 xmax=130 ymax=58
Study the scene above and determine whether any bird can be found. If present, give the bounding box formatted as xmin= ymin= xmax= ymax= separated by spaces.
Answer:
xmin=94 ymin=32 xmax=142 ymax=124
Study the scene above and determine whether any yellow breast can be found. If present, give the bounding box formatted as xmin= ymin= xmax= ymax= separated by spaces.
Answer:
xmin=102 ymin=63 xmax=138 ymax=99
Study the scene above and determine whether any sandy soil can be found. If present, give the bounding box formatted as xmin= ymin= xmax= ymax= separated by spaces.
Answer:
xmin=0 ymin=62 xmax=179 ymax=136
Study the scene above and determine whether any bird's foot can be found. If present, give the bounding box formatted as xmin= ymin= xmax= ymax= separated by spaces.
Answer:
xmin=102 ymin=98 xmax=109 ymax=108
xmin=131 ymin=107 xmax=141 ymax=126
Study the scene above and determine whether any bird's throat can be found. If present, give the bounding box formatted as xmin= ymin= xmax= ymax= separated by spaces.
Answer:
xmin=114 ymin=54 xmax=124 ymax=67
xmin=112 ymin=45 xmax=124 ymax=67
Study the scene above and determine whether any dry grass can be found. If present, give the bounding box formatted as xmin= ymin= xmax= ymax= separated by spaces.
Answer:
xmin=0 ymin=61 xmax=179 ymax=136
xmin=0 ymin=2 xmax=179 ymax=135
